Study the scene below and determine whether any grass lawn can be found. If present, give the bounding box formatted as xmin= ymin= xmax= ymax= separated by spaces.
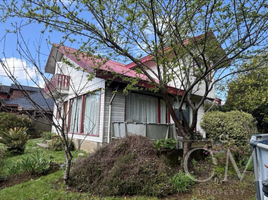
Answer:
xmin=0 ymin=138 xmax=86 ymax=177
xmin=0 ymin=138 xmax=257 ymax=200
xmin=0 ymin=170 xmax=158 ymax=200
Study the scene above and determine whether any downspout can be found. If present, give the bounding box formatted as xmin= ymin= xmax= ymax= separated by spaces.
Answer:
xmin=107 ymin=85 xmax=120 ymax=143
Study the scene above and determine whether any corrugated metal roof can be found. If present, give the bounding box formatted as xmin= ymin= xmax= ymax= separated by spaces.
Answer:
xmin=45 ymin=44 xmax=186 ymax=95
xmin=54 ymin=45 xmax=150 ymax=81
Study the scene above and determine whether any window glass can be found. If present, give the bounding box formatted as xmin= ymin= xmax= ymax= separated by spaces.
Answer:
xmin=126 ymin=93 xmax=158 ymax=123
xmin=83 ymin=91 xmax=100 ymax=135
xmin=69 ymin=96 xmax=82 ymax=133
xmin=174 ymin=102 xmax=189 ymax=123
xmin=160 ymin=99 xmax=167 ymax=123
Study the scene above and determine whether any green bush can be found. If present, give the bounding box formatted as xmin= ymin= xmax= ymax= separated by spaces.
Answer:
xmin=0 ymin=127 xmax=29 ymax=155
xmin=171 ymin=171 xmax=195 ymax=193
xmin=8 ymin=151 xmax=53 ymax=176
xmin=0 ymin=113 xmax=33 ymax=132
xmin=48 ymin=135 xmax=74 ymax=151
xmin=21 ymin=151 xmax=51 ymax=175
xmin=0 ymin=148 xmax=6 ymax=180
xmin=200 ymin=110 xmax=257 ymax=145
xmin=42 ymin=132 xmax=53 ymax=140
xmin=154 ymin=138 xmax=177 ymax=151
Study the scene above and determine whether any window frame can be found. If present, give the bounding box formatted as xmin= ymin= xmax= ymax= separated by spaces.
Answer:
xmin=67 ymin=89 xmax=101 ymax=136
xmin=125 ymin=92 xmax=167 ymax=124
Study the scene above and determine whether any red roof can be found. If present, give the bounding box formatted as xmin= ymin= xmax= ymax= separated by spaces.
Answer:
xmin=125 ymin=32 xmax=220 ymax=69
xmin=52 ymin=41 xmax=227 ymax=96
xmin=56 ymin=45 xmax=150 ymax=81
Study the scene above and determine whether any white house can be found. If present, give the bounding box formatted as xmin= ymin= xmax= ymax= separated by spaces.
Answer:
xmin=44 ymin=36 xmax=220 ymax=153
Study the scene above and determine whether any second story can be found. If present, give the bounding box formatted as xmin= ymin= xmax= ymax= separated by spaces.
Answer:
xmin=44 ymin=33 xmax=224 ymax=100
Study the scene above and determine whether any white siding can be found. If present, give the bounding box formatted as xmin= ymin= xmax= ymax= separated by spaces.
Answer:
xmin=196 ymin=105 xmax=206 ymax=138
xmin=103 ymin=87 xmax=125 ymax=143
xmin=143 ymin=60 xmax=215 ymax=99
xmin=51 ymin=56 xmax=106 ymax=143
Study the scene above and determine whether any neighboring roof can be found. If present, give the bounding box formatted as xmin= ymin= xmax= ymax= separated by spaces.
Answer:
xmin=3 ymin=90 xmax=54 ymax=111
xmin=10 ymin=84 xmax=41 ymax=92
xmin=0 ymin=85 xmax=11 ymax=93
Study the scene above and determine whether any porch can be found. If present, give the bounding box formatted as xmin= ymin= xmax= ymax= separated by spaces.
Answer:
xmin=111 ymin=122 xmax=183 ymax=148
xmin=44 ymin=74 xmax=70 ymax=98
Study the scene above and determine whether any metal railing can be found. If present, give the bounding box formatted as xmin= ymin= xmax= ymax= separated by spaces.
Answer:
xmin=112 ymin=122 xmax=183 ymax=148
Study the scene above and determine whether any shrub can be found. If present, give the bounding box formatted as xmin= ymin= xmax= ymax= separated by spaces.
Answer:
xmin=7 ymin=151 xmax=56 ymax=176
xmin=154 ymin=138 xmax=177 ymax=151
xmin=0 ymin=113 xmax=33 ymax=133
xmin=48 ymin=135 xmax=74 ymax=151
xmin=0 ymin=127 xmax=29 ymax=155
xmin=42 ymin=132 xmax=53 ymax=140
xmin=171 ymin=171 xmax=194 ymax=193
xmin=200 ymin=110 xmax=257 ymax=146
xmin=0 ymin=148 xmax=6 ymax=180
xmin=21 ymin=151 xmax=51 ymax=175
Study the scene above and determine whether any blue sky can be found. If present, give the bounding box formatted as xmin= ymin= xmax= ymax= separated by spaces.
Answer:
xmin=0 ymin=17 xmax=78 ymax=87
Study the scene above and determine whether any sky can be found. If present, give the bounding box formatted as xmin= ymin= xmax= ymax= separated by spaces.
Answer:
xmin=0 ymin=6 xmax=228 ymax=101
xmin=0 ymin=18 xmax=49 ymax=87
xmin=0 ymin=16 xmax=78 ymax=87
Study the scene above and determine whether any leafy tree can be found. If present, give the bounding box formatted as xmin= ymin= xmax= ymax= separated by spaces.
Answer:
xmin=1 ymin=0 xmax=268 ymax=182
xmin=225 ymin=61 xmax=268 ymax=112
xmin=224 ymin=57 xmax=268 ymax=131
xmin=252 ymin=104 xmax=268 ymax=132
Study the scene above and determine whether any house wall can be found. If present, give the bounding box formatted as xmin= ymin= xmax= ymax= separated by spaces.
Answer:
xmin=103 ymin=87 xmax=125 ymax=143
xmin=9 ymin=90 xmax=29 ymax=100
xmin=51 ymin=57 xmax=106 ymax=153
xmin=143 ymin=60 xmax=216 ymax=100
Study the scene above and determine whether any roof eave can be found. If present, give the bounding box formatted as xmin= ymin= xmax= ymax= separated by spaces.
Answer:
xmin=45 ymin=45 xmax=63 ymax=74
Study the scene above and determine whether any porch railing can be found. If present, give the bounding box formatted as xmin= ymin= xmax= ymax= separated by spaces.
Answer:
xmin=44 ymin=74 xmax=70 ymax=97
xmin=112 ymin=122 xmax=183 ymax=148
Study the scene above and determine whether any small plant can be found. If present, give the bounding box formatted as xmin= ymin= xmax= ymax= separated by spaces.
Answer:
xmin=171 ymin=171 xmax=195 ymax=193
xmin=154 ymin=138 xmax=177 ymax=151
xmin=8 ymin=162 xmax=23 ymax=176
xmin=48 ymin=135 xmax=74 ymax=151
xmin=0 ymin=127 xmax=29 ymax=155
xmin=42 ymin=132 xmax=53 ymax=140
xmin=21 ymin=151 xmax=51 ymax=175
xmin=0 ymin=149 xmax=6 ymax=180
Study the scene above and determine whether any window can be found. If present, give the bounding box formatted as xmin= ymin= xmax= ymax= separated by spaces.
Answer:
xmin=56 ymin=103 xmax=61 ymax=119
xmin=174 ymin=102 xmax=190 ymax=123
xmin=160 ymin=99 xmax=167 ymax=123
xmin=69 ymin=96 xmax=82 ymax=133
xmin=83 ymin=91 xmax=100 ymax=135
xmin=126 ymin=93 xmax=166 ymax=123
xmin=63 ymin=101 xmax=68 ymax=132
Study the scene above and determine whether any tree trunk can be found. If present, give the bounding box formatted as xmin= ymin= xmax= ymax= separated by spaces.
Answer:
xmin=64 ymin=157 xmax=72 ymax=184
xmin=160 ymin=89 xmax=193 ymax=158
xmin=183 ymin=139 xmax=191 ymax=159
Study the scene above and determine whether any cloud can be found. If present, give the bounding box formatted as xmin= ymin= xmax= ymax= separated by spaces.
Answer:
xmin=0 ymin=57 xmax=40 ymax=86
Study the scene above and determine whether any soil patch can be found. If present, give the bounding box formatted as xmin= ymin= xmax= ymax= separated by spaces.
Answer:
xmin=0 ymin=162 xmax=60 ymax=190
xmin=0 ymin=172 xmax=41 ymax=190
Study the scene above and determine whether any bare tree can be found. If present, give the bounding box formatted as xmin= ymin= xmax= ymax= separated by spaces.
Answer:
xmin=1 ymin=0 xmax=268 ymax=159
xmin=0 ymin=30 xmax=97 ymax=183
